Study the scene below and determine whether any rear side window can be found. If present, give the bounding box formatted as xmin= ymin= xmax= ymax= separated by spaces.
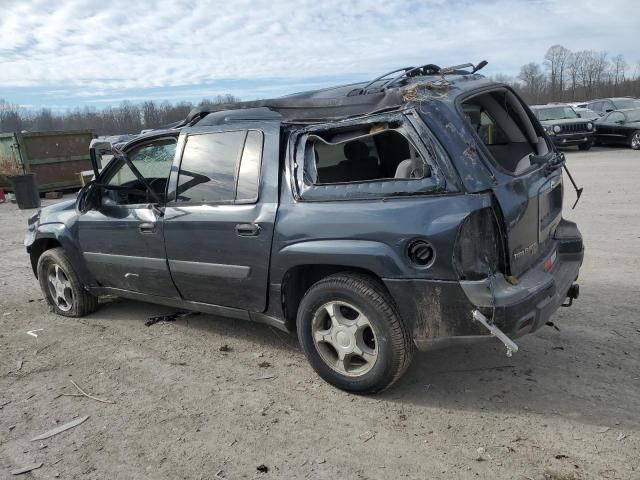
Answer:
xmin=176 ymin=130 xmax=263 ymax=203
xmin=305 ymin=127 xmax=431 ymax=185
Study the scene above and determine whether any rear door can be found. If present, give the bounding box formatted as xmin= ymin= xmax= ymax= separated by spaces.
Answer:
xmin=163 ymin=122 xmax=279 ymax=312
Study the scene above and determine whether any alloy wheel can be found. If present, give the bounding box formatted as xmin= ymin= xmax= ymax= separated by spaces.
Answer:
xmin=47 ymin=264 xmax=73 ymax=312
xmin=311 ymin=301 xmax=378 ymax=377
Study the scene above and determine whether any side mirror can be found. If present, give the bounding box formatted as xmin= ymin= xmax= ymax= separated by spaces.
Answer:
xmin=76 ymin=181 xmax=102 ymax=214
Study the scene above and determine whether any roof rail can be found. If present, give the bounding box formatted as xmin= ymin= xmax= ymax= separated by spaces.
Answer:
xmin=358 ymin=60 xmax=488 ymax=94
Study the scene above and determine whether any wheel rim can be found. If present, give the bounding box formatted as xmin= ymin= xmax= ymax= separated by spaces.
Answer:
xmin=632 ymin=133 xmax=640 ymax=149
xmin=47 ymin=264 xmax=73 ymax=312
xmin=311 ymin=301 xmax=378 ymax=377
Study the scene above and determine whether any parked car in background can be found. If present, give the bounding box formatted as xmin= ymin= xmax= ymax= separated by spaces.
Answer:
xmin=577 ymin=97 xmax=640 ymax=116
xmin=571 ymin=106 xmax=600 ymax=121
xmin=594 ymin=108 xmax=640 ymax=150
xmin=24 ymin=62 xmax=584 ymax=393
xmin=530 ymin=104 xmax=595 ymax=150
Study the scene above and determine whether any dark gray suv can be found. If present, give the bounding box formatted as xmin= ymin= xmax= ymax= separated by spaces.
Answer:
xmin=25 ymin=63 xmax=584 ymax=393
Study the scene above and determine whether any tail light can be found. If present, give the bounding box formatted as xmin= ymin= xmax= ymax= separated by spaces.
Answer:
xmin=453 ymin=208 xmax=503 ymax=280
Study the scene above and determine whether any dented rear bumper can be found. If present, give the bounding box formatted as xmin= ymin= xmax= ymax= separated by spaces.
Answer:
xmin=384 ymin=219 xmax=584 ymax=351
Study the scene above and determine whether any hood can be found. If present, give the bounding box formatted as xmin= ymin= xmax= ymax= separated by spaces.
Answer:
xmin=538 ymin=118 xmax=591 ymax=126
xmin=39 ymin=198 xmax=77 ymax=225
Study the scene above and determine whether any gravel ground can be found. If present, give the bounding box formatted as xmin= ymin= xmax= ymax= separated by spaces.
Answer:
xmin=1 ymin=146 xmax=639 ymax=480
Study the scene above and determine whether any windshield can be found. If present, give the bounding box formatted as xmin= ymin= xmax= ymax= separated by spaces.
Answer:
xmin=534 ymin=106 xmax=578 ymax=121
xmin=613 ymin=99 xmax=640 ymax=109
xmin=626 ymin=109 xmax=640 ymax=123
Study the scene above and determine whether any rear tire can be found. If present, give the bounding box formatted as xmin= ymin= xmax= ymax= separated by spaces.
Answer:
xmin=296 ymin=273 xmax=413 ymax=393
xmin=631 ymin=131 xmax=640 ymax=150
xmin=37 ymin=248 xmax=99 ymax=317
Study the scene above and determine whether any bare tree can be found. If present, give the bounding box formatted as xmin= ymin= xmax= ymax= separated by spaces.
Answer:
xmin=610 ymin=54 xmax=627 ymax=95
xmin=518 ymin=62 xmax=547 ymax=104
xmin=544 ymin=45 xmax=571 ymax=101
xmin=0 ymin=99 xmax=23 ymax=132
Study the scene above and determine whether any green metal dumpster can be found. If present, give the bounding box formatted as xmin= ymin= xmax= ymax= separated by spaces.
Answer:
xmin=0 ymin=130 xmax=94 ymax=193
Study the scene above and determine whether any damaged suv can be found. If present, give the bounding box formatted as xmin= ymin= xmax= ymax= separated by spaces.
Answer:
xmin=25 ymin=62 xmax=584 ymax=393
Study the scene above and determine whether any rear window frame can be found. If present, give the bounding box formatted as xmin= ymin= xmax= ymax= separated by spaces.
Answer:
xmin=289 ymin=111 xmax=447 ymax=202
xmin=456 ymin=85 xmax=549 ymax=178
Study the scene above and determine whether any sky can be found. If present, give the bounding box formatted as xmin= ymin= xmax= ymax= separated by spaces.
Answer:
xmin=1 ymin=0 xmax=639 ymax=110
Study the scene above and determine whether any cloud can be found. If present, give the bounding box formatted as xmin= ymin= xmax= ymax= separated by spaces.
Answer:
xmin=1 ymin=0 xmax=639 ymax=107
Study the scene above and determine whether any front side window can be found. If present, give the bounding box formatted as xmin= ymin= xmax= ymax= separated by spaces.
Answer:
xmin=105 ymin=138 xmax=176 ymax=204
xmin=606 ymin=112 xmax=625 ymax=123
xmin=176 ymin=130 xmax=263 ymax=203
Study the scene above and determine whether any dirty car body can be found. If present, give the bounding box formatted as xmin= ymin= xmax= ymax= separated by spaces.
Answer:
xmin=25 ymin=62 xmax=584 ymax=392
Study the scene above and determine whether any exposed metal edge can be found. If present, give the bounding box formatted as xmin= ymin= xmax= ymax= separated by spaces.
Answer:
xmin=472 ymin=309 xmax=519 ymax=357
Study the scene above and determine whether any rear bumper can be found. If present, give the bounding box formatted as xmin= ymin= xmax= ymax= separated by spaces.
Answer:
xmin=384 ymin=219 xmax=584 ymax=351
xmin=551 ymin=132 xmax=594 ymax=147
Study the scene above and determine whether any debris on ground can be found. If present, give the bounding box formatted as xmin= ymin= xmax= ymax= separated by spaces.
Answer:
xmin=62 ymin=380 xmax=115 ymax=404
xmin=256 ymin=464 xmax=269 ymax=473
xmin=31 ymin=415 xmax=89 ymax=441
xmin=359 ymin=431 xmax=375 ymax=442
xmin=16 ymin=357 xmax=23 ymax=371
xmin=10 ymin=462 xmax=43 ymax=475
xmin=596 ymin=427 xmax=610 ymax=433
xmin=616 ymin=432 xmax=627 ymax=441
xmin=145 ymin=311 xmax=199 ymax=327
xmin=26 ymin=329 xmax=43 ymax=338
xmin=219 ymin=344 xmax=232 ymax=352
xmin=258 ymin=361 xmax=271 ymax=368
xmin=475 ymin=446 xmax=487 ymax=461
xmin=255 ymin=374 xmax=276 ymax=380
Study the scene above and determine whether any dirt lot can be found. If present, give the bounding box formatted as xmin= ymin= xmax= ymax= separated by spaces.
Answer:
xmin=1 ymin=147 xmax=639 ymax=480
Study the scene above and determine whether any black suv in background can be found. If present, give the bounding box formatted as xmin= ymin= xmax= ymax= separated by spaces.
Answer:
xmin=25 ymin=62 xmax=584 ymax=393
xmin=577 ymin=97 xmax=640 ymax=116
xmin=530 ymin=104 xmax=595 ymax=150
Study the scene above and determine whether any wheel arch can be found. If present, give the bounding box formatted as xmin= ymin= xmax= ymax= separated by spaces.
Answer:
xmin=28 ymin=224 xmax=94 ymax=286
xmin=281 ymin=264 xmax=390 ymax=331
xmin=29 ymin=236 xmax=62 ymax=277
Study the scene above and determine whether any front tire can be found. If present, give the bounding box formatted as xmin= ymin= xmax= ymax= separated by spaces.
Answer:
xmin=578 ymin=141 xmax=592 ymax=151
xmin=631 ymin=131 xmax=640 ymax=150
xmin=296 ymin=273 xmax=413 ymax=393
xmin=37 ymin=248 xmax=99 ymax=317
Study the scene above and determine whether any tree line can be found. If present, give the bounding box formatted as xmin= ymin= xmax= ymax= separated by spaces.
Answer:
xmin=3 ymin=45 xmax=640 ymax=135
xmin=0 ymin=95 xmax=239 ymax=136
xmin=504 ymin=45 xmax=640 ymax=105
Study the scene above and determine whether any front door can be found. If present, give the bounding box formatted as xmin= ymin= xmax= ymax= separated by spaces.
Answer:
xmin=163 ymin=124 xmax=279 ymax=312
xmin=77 ymin=136 xmax=180 ymax=298
xmin=597 ymin=112 xmax=625 ymax=144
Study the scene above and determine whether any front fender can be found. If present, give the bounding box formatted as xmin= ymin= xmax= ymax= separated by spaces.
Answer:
xmin=26 ymin=223 xmax=95 ymax=287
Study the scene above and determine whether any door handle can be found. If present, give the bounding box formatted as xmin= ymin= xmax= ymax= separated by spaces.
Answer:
xmin=235 ymin=223 xmax=261 ymax=237
xmin=139 ymin=222 xmax=156 ymax=234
